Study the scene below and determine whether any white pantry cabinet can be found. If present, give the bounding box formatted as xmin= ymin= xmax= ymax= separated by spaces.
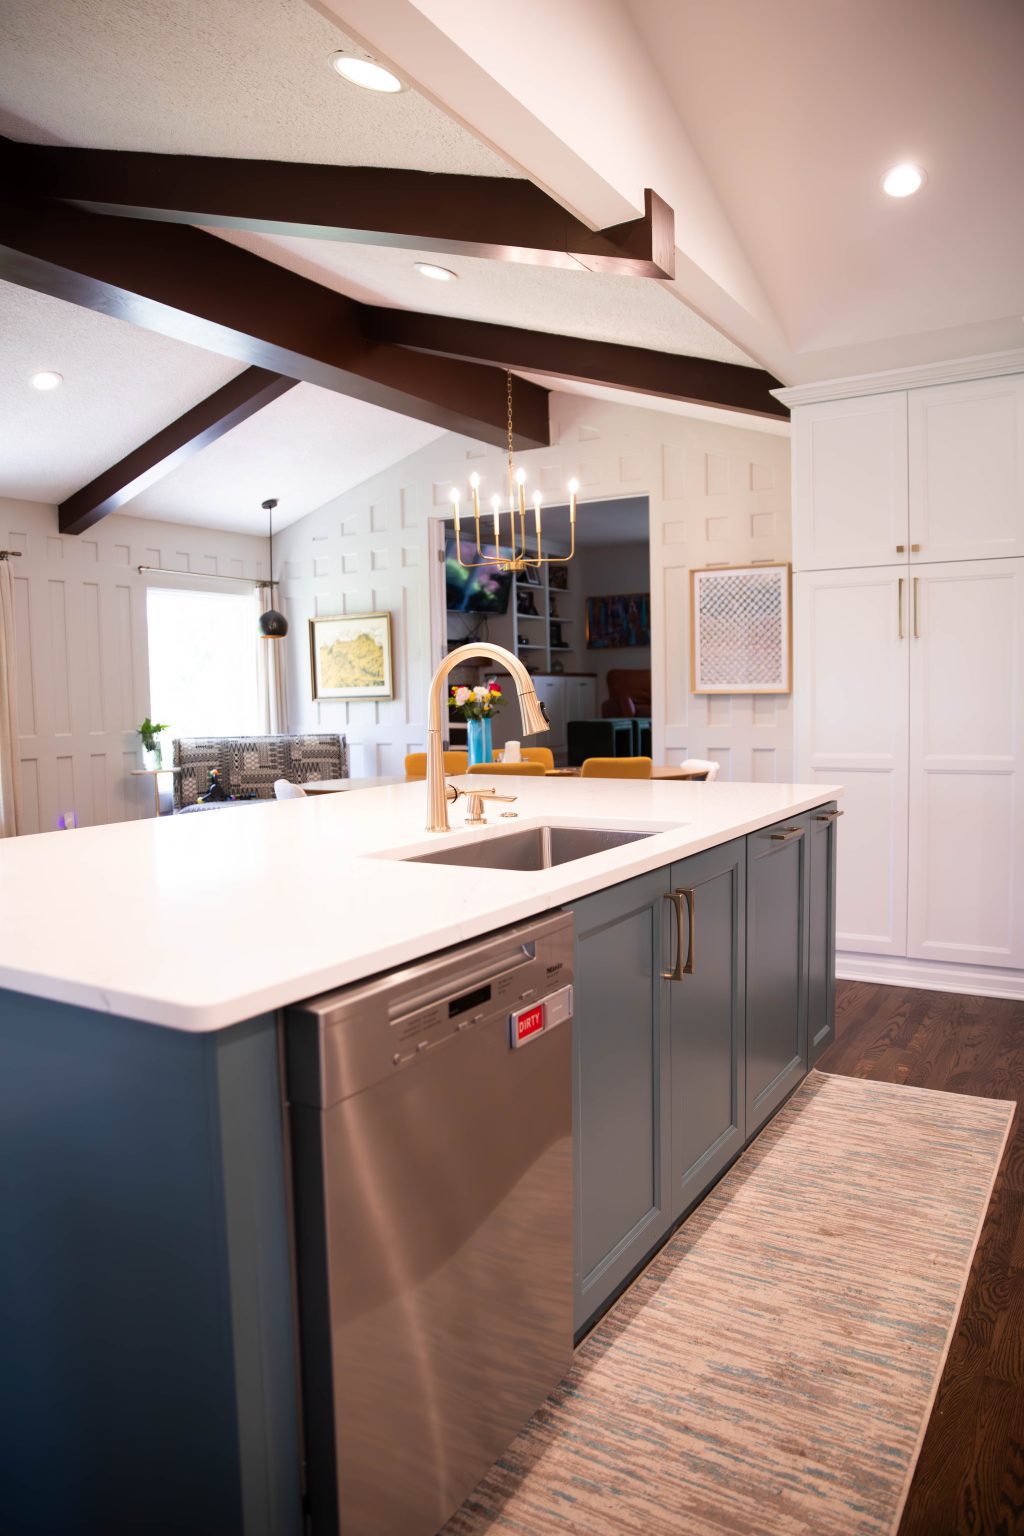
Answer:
xmin=792 ymin=367 xmax=1024 ymax=992
xmin=906 ymin=559 xmax=1024 ymax=968
xmin=794 ymin=567 xmax=909 ymax=956
xmin=908 ymin=376 xmax=1024 ymax=564
xmin=792 ymin=392 xmax=908 ymax=570
xmin=794 ymin=374 xmax=1024 ymax=572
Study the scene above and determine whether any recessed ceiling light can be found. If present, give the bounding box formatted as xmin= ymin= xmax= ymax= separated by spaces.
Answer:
xmin=30 ymin=370 xmax=63 ymax=391
xmin=328 ymin=51 xmax=405 ymax=93
xmin=882 ymin=163 xmax=925 ymax=198
xmin=414 ymin=262 xmax=458 ymax=282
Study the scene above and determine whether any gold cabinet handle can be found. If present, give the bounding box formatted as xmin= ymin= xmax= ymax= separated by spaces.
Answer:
xmin=913 ymin=576 xmax=920 ymax=639
xmin=911 ymin=543 xmax=921 ymax=553
xmin=898 ymin=577 xmax=905 ymax=639
xmin=896 ymin=544 xmax=906 ymax=554
xmin=769 ymin=826 xmax=805 ymax=842
xmin=661 ymin=888 xmax=695 ymax=980
xmin=814 ymin=810 xmax=844 ymax=824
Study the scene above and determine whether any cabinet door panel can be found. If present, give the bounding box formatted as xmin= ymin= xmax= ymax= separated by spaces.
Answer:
xmin=907 ymin=560 xmax=1024 ymax=967
xmin=746 ymin=815 xmax=809 ymax=1135
xmin=533 ymin=676 xmax=567 ymax=755
xmin=808 ymin=804 xmax=839 ymax=1064
xmin=668 ymin=840 xmax=745 ymax=1222
xmin=793 ymin=393 xmax=908 ymax=570
xmin=909 ymin=377 xmax=1024 ymax=563
xmin=567 ymin=677 xmax=596 ymax=720
xmin=570 ymin=870 xmax=670 ymax=1331
xmin=794 ymin=567 xmax=909 ymax=955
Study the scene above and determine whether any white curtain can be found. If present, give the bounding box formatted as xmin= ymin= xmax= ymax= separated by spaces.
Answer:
xmin=0 ymin=559 xmax=22 ymax=837
xmin=255 ymin=588 xmax=287 ymax=734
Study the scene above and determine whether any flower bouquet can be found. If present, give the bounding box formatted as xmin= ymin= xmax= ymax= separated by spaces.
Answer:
xmin=450 ymin=680 xmax=504 ymax=765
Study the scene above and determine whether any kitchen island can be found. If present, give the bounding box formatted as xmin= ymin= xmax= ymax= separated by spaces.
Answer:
xmin=0 ymin=777 xmax=840 ymax=1536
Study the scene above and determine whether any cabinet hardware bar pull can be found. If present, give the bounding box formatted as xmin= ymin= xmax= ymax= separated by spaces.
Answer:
xmin=898 ymin=577 xmax=905 ymax=639
xmin=911 ymin=543 xmax=921 ymax=553
xmin=660 ymin=889 xmax=695 ymax=980
xmin=769 ymin=827 xmax=804 ymax=842
xmin=896 ymin=544 xmax=906 ymax=554
xmin=913 ymin=577 xmax=920 ymax=638
xmin=814 ymin=810 xmax=845 ymax=823
xmin=683 ymin=888 xmax=695 ymax=975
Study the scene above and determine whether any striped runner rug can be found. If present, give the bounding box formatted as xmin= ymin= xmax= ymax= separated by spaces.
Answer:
xmin=444 ymin=1070 xmax=1013 ymax=1536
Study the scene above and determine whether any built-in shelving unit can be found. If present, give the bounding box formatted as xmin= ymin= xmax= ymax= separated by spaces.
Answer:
xmin=511 ymin=565 xmax=574 ymax=672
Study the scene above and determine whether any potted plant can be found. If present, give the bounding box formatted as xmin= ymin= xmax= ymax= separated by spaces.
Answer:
xmin=449 ymin=680 xmax=504 ymax=766
xmin=137 ymin=717 xmax=170 ymax=771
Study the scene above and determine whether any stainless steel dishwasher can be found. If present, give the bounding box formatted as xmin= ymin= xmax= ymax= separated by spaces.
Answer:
xmin=285 ymin=910 xmax=574 ymax=1536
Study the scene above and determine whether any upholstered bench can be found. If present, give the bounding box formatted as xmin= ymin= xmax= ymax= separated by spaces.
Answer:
xmin=172 ymin=733 xmax=347 ymax=811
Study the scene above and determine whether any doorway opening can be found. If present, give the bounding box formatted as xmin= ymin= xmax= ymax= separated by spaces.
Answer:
xmin=429 ymin=496 xmax=652 ymax=765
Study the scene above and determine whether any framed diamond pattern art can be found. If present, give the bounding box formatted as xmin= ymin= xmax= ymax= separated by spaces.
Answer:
xmin=690 ymin=563 xmax=791 ymax=695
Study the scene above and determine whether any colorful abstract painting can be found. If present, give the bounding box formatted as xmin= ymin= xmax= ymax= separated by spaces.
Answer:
xmin=585 ymin=592 xmax=651 ymax=649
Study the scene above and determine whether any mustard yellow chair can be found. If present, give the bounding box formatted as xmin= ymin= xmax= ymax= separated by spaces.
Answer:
xmin=579 ymin=756 xmax=653 ymax=779
xmin=404 ymin=750 xmax=468 ymax=781
xmin=493 ymin=747 xmax=554 ymax=771
xmin=467 ymin=761 xmax=545 ymax=775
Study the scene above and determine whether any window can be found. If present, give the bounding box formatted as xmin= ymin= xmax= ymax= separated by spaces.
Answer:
xmin=146 ymin=587 xmax=261 ymax=738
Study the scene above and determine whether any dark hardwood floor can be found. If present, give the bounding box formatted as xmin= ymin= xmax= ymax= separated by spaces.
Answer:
xmin=820 ymin=980 xmax=1024 ymax=1536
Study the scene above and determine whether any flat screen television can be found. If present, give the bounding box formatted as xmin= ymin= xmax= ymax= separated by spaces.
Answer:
xmin=445 ymin=537 xmax=513 ymax=614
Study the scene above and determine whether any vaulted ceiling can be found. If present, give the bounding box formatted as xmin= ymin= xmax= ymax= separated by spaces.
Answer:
xmin=2 ymin=0 xmax=1019 ymax=534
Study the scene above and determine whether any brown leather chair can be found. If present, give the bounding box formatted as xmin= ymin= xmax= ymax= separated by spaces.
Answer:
xmin=602 ymin=669 xmax=652 ymax=719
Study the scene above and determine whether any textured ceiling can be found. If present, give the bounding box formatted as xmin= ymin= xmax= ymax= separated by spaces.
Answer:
xmin=127 ymin=382 xmax=446 ymax=534
xmin=0 ymin=282 xmax=243 ymax=503
xmin=0 ymin=0 xmax=512 ymax=174
xmin=209 ymin=228 xmax=755 ymax=365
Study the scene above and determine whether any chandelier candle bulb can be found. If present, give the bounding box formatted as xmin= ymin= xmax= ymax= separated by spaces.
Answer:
xmin=451 ymin=370 xmax=578 ymax=574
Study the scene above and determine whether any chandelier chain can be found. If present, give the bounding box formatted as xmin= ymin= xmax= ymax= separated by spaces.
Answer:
xmin=506 ymin=370 xmax=515 ymax=492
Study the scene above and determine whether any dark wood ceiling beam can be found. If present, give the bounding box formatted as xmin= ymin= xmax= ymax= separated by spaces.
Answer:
xmin=0 ymin=195 xmax=551 ymax=455
xmin=22 ymin=144 xmax=675 ymax=278
xmin=57 ymin=368 xmax=297 ymax=535
xmin=358 ymin=309 xmax=789 ymax=420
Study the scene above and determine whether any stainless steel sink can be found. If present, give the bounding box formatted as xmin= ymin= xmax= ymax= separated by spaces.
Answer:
xmin=406 ymin=825 xmax=657 ymax=871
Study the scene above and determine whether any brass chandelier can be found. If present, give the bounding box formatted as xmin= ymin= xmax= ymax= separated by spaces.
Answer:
xmin=450 ymin=372 xmax=577 ymax=573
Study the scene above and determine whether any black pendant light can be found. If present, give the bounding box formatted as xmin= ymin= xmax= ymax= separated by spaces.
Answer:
xmin=258 ymin=497 xmax=288 ymax=639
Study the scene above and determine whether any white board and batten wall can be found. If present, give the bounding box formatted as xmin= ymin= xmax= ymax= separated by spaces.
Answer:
xmin=781 ymin=357 xmax=1024 ymax=998
xmin=275 ymin=395 xmax=793 ymax=784
xmin=1 ymin=498 xmax=270 ymax=835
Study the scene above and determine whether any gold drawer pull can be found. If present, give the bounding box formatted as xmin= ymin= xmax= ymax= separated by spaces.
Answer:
xmin=769 ymin=827 xmax=804 ymax=842
xmin=661 ymin=888 xmax=695 ymax=980
xmin=814 ymin=810 xmax=845 ymax=824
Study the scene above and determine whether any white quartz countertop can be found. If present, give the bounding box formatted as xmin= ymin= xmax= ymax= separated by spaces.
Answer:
xmin=0 ymin=778 xmax=841 ymax=1032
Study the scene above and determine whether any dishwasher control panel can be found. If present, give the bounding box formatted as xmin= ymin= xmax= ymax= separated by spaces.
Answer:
xmin=286 ymin=909 xmax=574 ymax=1107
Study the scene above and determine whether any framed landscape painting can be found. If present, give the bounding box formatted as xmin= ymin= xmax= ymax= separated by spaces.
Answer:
xmin=309 ymin=612 xmax=394 ymax=701
xmin=690 ymin=563 xmax=791 ymax=694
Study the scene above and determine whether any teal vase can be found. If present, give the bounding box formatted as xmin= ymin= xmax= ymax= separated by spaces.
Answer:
xmin=466 ymin=715 xmax=492 ymax=768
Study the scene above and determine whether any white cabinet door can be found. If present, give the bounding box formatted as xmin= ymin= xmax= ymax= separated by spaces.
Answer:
xmin=907 ymin=559 xmax=1024 ymax=968
xmin=565 ymin=677 xmax=596 ymax=721
xmin=909 ymin=376 xmax=1024 ymax=564
xmin=794 ymin=566 xmax=909 ymax=955
xmin=533 ymin=676 xmax=567 ymax=756
xmin=792 ymin=392 xmax=908 ymax=571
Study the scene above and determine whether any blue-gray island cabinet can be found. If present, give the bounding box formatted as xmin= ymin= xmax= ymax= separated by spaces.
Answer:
xmin=0 ymin=799 xmax=839 ymax=1533
xmin=570 ymin=805 xmax=838 ymax=1334
xmin=0 ymin=999 xmax=302 ymax=1536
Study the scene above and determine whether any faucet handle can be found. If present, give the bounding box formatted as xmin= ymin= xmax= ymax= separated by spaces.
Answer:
xmin=461 ymin=788 xmax=517 ymax=825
